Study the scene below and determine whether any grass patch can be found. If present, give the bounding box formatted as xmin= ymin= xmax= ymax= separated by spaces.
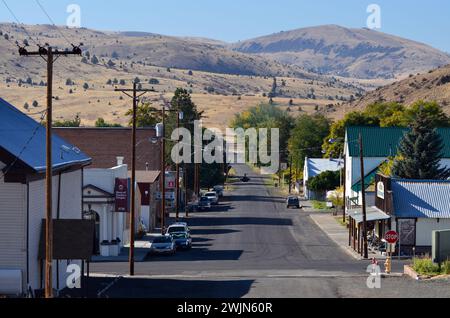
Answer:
xmin=312 ymin=201 xmax=329 ymax=210
xmin=335 ymin=216 xmax=348 ymax=227
xmin=412 ymin=258 xmax=450 ymax=276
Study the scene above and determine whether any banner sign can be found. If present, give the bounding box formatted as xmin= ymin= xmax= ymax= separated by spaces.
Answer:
xmin=114 ymin=178 xmax=129 ymax=212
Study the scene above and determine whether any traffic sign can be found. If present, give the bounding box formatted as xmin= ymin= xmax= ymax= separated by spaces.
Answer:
xmin=385 ymin=231 xmax=399 ymax=244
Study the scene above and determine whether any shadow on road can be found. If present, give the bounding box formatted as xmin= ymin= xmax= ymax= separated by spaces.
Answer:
xmin=147 ymin=249 xmax=244 ymax=262
xmin=61 ymin=277 xmax=254 ymax=298
xmin=225 ymin=195 xmax=285 ymax=204
xmin=189 ymin=217 xmax=293 ymax=227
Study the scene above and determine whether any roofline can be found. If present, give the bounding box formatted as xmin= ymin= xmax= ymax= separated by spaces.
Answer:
xmin=53 ymin=127 xmax=156 ymax=130
xmin=34 ymin=158 xmax=92 ymax=173
xmin=392 ymin=178 xmax=450 ymax=184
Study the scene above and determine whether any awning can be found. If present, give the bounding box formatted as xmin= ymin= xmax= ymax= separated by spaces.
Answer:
xmin=351 ymin=167 xmax=379 ymax=192
xmin=348 ymin=206 xmax=391 ymax=224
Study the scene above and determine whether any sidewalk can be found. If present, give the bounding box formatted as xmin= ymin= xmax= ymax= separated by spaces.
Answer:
xmin=91 ymin=234 xmax=158 ymax=263
xmin=309 ymin=212 xmax=388 ymax=261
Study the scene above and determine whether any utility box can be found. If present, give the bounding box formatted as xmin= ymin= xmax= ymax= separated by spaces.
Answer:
xmin=432 ymin=230 xmax=450 ymax=264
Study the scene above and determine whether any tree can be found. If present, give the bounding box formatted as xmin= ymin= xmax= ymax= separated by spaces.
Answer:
xmin=91 ymin=55 xmax=99 ymax=64
xmin=53 ymin=114 xmax=81 ymax=127
xmin=288 ymin=114 xmax=330 ymax=169
xmin=107 ymin=59 xmax=115 ymax=68
xmin=149 ymin=78 xmax=159 ymax=85
xmin=66 ymin=78 xmax=74 ymax=86
xmin=125 ymin=103 xmax=161 ymax=128
xmin=23 ymin=102 xmax=29 ymax=110
xmin=32 ymin=100 xmax=39 ymax=107
xmin=392 ymin=109 xmax=450 ymax=179
xmin=83 ymin=83 xmax=89 ymax=90
xmin=307 ymin=170 xmax=341 ymax=193
xmin=95 ymin=118 xmax=122 ymax=128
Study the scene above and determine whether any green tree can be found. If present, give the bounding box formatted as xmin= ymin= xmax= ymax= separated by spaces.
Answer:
xmin=307 ymin=170 xmax=341 ymax=193
xmin=95 ymin=118 xmax=122 ymax=128
xmin=53 ymin=114 xmax=81 ymax=127
xmin=126 ymin=103 xmax=161 ymax=128
xmin=392 ymin=108 xmax=450 ymax=179
xmin=289 ymin=114 xmax=330 ymax=169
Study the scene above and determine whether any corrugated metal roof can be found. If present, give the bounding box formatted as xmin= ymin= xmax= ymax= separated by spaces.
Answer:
xmin=348 ymin=206 xmax=391 ymax=224
xmin=392 ymin=179 xmax=450 ymax=218
xmin=346 ymin=126 xmax=450 ymax=158
xmin=0 ymin=98 xmax=91 ymax=173
xmin=305 ymin=158 xmax=343 ymax=179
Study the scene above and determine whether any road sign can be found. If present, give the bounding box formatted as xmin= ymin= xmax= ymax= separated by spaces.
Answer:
xmin=385 ymin=231 xmax=399 ymax=244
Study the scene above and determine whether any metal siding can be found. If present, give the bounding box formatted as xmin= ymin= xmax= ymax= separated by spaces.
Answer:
xmin=392 ymin=180 xmax=450 ymax=218
xmin=347 ymin=127 xmax=450 ymax=158
xmin=0 ymin=180 xmax=26 ymax=286
xmin=0 ymin=98 xmax=91 ymax=172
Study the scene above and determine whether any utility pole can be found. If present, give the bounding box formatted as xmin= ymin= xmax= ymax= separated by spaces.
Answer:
xmin=115 ymin=83 xmax=154 ymax=276
xmin=19 ymin=45 xmax=82 ymax=298
xmin=161 ymin=106 xmax=166 ymax=235
xmin=289 ymin=155 xmax=293 ymax=194
xmin=359 ymin=133 xmax=369 ymax=259
xmin=175 ymin=111 xmax=183 ymax=221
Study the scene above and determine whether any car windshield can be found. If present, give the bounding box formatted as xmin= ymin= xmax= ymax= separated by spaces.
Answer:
xmin=168 ymin=227 xmax=186 ymax=233
xmin=200 ymin=197 xmax=209 ymax=202
xmin=172 ymin=233 xmax=188 ymax=239
xmin=289 ymin=198 xmax=299 ymax=203
xmin=153 ymin=236 xmax=172 ymax=243
xmin=206 ymin=193 xmax=216 ymax=197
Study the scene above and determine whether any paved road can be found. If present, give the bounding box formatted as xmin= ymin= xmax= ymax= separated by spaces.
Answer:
xmin=84 ymin=164 xmax=450 ymax=298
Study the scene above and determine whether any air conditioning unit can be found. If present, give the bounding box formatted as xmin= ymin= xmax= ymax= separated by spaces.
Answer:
xmin=0 ymin=270 xmax=23 ymax=296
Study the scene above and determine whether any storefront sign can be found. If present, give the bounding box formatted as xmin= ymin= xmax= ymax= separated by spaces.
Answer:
xmin=377 ymin=181 xmax=385 ymax=199
xmin=114 ymin=178 xmax=129 ymax=212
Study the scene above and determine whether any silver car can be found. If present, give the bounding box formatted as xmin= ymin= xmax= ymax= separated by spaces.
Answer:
xmin=151 ymin=235 xmax=176 ymax=255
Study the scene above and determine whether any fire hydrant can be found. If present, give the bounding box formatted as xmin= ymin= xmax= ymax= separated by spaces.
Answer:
xmin=384 ymin=257 xmax=392 ymax=274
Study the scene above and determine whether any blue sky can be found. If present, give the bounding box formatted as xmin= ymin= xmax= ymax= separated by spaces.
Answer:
xmin=1 ymin=0 xmax=450 ymax=52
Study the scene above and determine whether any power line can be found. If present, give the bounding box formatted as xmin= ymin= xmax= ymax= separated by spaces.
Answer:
xmin=35 ymin=0 xmax=75 ymax=48
xmin=1 ymin=0 xmax=42 ymax=46
xmin=0 ymin=110 xmax=47 ymax=182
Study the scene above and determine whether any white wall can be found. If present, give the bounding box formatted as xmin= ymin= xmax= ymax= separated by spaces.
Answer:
xmin=28 ymin=170 xmax=83 ymax=292
xmin=416 ymin=219 xmax=450 ymax=246
xmin=83 ymin=165 xmax=128 ymax=246
xmin=0 ymin=179 xmax=26 ymax=294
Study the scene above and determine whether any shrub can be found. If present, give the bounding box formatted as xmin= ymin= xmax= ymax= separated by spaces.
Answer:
xmin=412 ymin=258 xmax=440 ymax=276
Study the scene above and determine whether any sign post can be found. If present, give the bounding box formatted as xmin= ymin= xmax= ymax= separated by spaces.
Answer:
xmin=384 ymin=230 xmax=399 ymax=274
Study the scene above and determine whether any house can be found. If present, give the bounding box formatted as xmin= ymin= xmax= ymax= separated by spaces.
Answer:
xmin=0 ymin=98 xmax=91 ymax=295
xmin=303 ymin=157 xmax=344 ymax=200
xmin=376 ymin=175 xmax=450 ymax=256
xmin=344 ymin=126 xmax=450 ymax=208
xmin=54 ymin=127 xmax=162 ymax=231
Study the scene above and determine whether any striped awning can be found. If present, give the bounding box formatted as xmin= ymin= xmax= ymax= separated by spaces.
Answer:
xmin=348 ymin=206 xmax=391 ymax=224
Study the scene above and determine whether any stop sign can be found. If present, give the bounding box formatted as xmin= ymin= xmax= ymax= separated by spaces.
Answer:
xmin=385 ymin=231 xmax=399 ymax=244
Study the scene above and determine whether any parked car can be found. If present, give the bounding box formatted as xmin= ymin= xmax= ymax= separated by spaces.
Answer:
xmin=198 ymin=196 xmax=212 ymax=211
xmin=241 ymin=174 xmax=250 ymax=183
xmin=213 ymin=185 xmax=224 ymax=198
xmin=170 ymin=232 xmax=192 ymax=250
xmin=166 ymin=222 xmax=190 ymax=235
xmin=205 ymin=191 xmax=219 ymax=205
xmin=151 ymin=235 xmax=176 ymax=255
xmin=286 ymin=196 xmax=302 ymax=209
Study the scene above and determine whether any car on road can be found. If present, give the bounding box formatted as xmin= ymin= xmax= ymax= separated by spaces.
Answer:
xmin=286 ymin=196 xmax=302 ymax=209
xmin=198 ymin=196 xmax=212 ymax=211
xmin=150 ymin=235 xmax=176 ymax=255
xmin=170 ymin=232 xmax=192 ymax=250
xmin=205 ymin=191 xmax=219 ymax=205
xmin=241 ymin=174 xmax=250 ymax=183
xmin=166 ymin=222 xmax=190 ymax=235
xmin=213 ymin=185 xmax=224 ymax=198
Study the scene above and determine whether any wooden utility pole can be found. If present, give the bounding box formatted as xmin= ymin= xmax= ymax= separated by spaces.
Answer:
xmin=359 ymin=133 xmax=369 ymax=259
xmin=289 ymin=156 xmax=293 ymax=194
xmin=19 ymin=45 xmax=82 ymax=298
xmin=175 ymin=111 xmax=181 ymax=221
xmin=115 ymin=83 xmax=154 ymax=276
xmin=161 ymin=106 xmax=166 ymax=234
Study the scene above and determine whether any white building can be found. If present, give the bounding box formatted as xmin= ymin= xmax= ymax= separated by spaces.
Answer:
xmin=0 ymin=98 xmax=91 ymax=295
xmin=303 ymin=157 xmax=343 ymax=200
xmin=82 ymin=162 xmax=129 ymax=257
xmin=344 ymin=127 xmax=450 ymax=208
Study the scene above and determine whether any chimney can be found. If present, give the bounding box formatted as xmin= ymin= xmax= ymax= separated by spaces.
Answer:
xmin=117 ymin=156 xmax=124 ymax=166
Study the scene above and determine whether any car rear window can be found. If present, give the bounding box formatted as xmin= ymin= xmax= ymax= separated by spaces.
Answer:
xmin=168 ymin=227 xmax=185 ymax=233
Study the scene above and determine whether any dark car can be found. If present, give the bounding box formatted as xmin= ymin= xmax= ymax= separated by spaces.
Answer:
xmin=198 ymin=196 xmax=212 ymax=210
xmin=241 ymin=174 xmax=250 ymax=183
xmin=171 ymin=232 xmax=192 ymax=250
xmin=287 ymin=196 xmax=301 ymax=209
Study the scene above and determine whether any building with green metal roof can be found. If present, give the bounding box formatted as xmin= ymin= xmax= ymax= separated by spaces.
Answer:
xmin=344 ymin=126 xmax=450 ymax=208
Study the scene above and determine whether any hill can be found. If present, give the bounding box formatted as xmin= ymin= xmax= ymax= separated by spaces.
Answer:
xmin=231 ymin=25 xmax=450 ymax=80
xmin=346 ymin=64 xmax=450 ymax=114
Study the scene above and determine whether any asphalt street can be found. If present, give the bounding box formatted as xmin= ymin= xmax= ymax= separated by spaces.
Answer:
xmin=84 ymin=164 xmax=450 ymax=298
